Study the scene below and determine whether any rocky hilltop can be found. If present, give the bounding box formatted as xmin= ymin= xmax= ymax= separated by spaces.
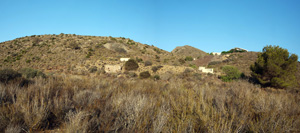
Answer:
xmin=0 ymin=34 xmax=177 ymax=74
xmin=172 ymin=45 xmax=207 ymax=59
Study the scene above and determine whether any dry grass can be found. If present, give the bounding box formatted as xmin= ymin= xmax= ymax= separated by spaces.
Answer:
xmin=0 ymin=74 xmax=299 ymax=132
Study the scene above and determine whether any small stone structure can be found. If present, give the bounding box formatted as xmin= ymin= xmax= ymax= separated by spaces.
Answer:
xmin=199 ymin=67 xmax=213 ymax=74
xmin=212 ymin=52 xmax=221 ymax=56
xmin=120 ymin=58 xmax=130 ymax=62
xmin=104 ymin=65 xmax=122 ymax=73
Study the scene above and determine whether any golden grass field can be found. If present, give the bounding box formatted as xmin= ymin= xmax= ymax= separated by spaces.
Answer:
xmin=0 ymin=73 xmax=299 ymax=132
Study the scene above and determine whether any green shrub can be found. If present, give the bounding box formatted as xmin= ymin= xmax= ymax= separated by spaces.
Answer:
xmin=144 ymin=61 xmax=152 ymax=66
xmin=88 ymin=66 xmax=98 ymax=73
xmin=0 ymin=69 xmax=22 ymax=83
xmin=193 ymin=73 xmax=202 ymax=80
xmin=124 ymin=59 xmax=139 ymax=71
xmin=189 ymin=64 xmax=197 ymax=69
xmin=115 ymin=48 xmax=127 ymax=53
xmin=208 ymin=61 xmax=222 ymax=66
xmin=153 ymin=48 xmax=161 ymax=54
xmin=220 ymin=66 xmax=243 ymax=82
xmin=153 ymin=75 xmax=160 ymax=80
xmin=155 ymin=55 xmax=160 ymax=59
xmin=86 ymin=52 xmax=92 ymax=58
xmin=19 ymin=68 xmax=46 ymax=79
xmin=66 ymin=40 xmax=81 ymax=50
xmin=185 ymin=56 xmax=193 ymax=61
xmin=152 ymin=66 xmax=163 ymax=72
xmin=127 ymin=39 xmax=135 ymax=45
xmin=139 ymin=71 xmax=151 ymax=79
xmin=26 ymin=59 xmax=31 ymax=63
xmin=136 ymin=57 xmax=143 ymax=62
xmin=250 ymin=45 xmax=298 ymax=88
xmin=178 ymin=59 xmax=185 ymax=65
xmin=127 ymin=72 xmax=137 ymax=78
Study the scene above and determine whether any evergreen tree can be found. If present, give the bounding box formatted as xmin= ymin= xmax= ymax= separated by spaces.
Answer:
xmin=250 ymin=45 xmax=298 ymax=88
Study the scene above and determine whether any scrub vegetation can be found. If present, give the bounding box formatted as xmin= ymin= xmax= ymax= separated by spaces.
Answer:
xmin=0 ymin=73 xmax=299 ymax=132
xmin=0 ymin=35 xmax=299 ymax=132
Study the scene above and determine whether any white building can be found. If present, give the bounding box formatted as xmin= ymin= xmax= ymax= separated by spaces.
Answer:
xmin=120 ymin=58 xmax=130 ymax=62
xmin=212 ymin=52 xmax=221 ymax=56
xmin=234 ymin=47 xmax=248 ymax=52
xmin=199 ymin=67 xmax=214 ymax=74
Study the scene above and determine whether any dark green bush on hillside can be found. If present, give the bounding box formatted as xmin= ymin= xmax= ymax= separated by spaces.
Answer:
xmin=144 ymin=61 xmax=152 ymax=66
xmin=208 ymin=61 xmax=222 ymax=66
xmin=0 ymin=69 xmax=22 ymax=83
xmin=178 ymin=59 xmax=186 ymax=65
xmin=250 ymin=45 xmax=298 ymax=88
xmin=67 ymin=40 xmax=81 ymax=50
xmin=124 ymin=59 xmax=139 ymax=71
xmin=220 ymin=66 xmax=243 ymax=82
xmin=152 ymin=66 xmax=163 ymax=72
xmin=115 ymin=48 xmax=127 ymax=53
xmin=19 ymin=68 xmax=46 ymax=79
xmin=136 ymin=57 xmax=143 ymax=62
xmin=153 ymin=75 xmax=160 ymax=80
xmin=185 ymin=56 xmax=193 ymax=61
xmin=139 ymin=71 xmax=151 ymax=79
xmin=88 ymin=66 xmax=98 ymax=73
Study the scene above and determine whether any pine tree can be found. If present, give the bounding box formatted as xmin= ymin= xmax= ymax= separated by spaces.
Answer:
xmin=250 ymin=45 xmax=298 ymax=88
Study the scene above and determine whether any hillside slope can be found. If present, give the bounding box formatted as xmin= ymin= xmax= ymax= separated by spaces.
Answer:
xmin=171 ymin=45 xmax=207 ymax=58
xmin=0 ymin=34 xmax=173 ymax=74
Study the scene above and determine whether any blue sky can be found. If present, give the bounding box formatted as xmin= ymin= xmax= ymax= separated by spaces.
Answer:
xmin=1 ymin=0 xmax=300 ymax=57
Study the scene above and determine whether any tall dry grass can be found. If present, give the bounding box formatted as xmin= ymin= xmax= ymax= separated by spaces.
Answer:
xmin=0 ymin=74 xmax=299 ymax=132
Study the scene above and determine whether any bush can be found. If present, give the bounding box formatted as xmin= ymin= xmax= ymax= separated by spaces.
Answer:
xmin=250 ymin=45 xmax=298 ymax=88
xmin=124 ymin=59 xmax=139 ymax=71
xmin=67 ymin=40 xmax=81 ymax=50
xmin=152 ymin=66 xmax=163 ymax=72
xmin=185 ymin=56 xmax=193 ymax=61
xmin=136 ymin=57 xmax=143 ymax=62
xmin=26 ymin=59 xmax=31 ymax=63
xmin=189 ymin=64 xmax=197 ymax=69
xmin=127 ymin=72 xmax=137 ymax=78
xmin=115 ymin=48 xmax=127 ymax=53
xmin=0 ymin=69 xmax=22 ymax=83
xmin=88 ymin=66 xmax=98 ymax=73
xmin=139 ymin=71 xmax=151 ymax=79
xmin=153 ymin=48 xmax=161 ymax=54
xmin=220 ymin=66 xmax=243 ymax=82
xmin=19 ymin=68 xmax=46 ymax=79
xmin=193 ymin=73 xmax=202 ymax=80
xmin=144 ymin=61 xmax=152 ymax=66
xmin=178 ymin=59 xmax=185 ymax=65
xmin=86 ymin=52 xmax=92 ymax=58
xmin=208 ymin=61 xmax=222 ymax=66
xmin=153 ymin=75 xmax=160 ymax=80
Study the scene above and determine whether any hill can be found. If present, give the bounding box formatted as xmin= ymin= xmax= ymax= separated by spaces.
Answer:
xmin=171 ymin=45 xmax=207 ymax=59
xmin=0 ymin=34 xmax=300 ymax=132
xmin=0 ymin=34 xmax=175 ymax=74
xmin=0 ymin=34 xmax=298 ymax=81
